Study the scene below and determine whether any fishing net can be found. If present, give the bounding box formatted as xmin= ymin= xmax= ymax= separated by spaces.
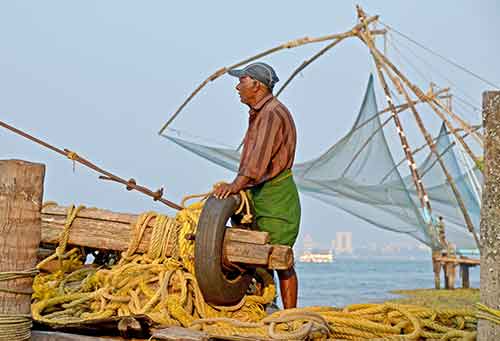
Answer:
xmin=159 ymin=76 xmax=481 ymax=251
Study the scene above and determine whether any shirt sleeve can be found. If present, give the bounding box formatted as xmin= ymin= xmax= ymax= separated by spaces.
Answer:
xmin=238 ymin=111 xmax=281 ymax=182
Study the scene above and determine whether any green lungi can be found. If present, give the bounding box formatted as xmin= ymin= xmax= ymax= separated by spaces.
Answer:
xmin=248 ymin=169 xmax=301 ymax=246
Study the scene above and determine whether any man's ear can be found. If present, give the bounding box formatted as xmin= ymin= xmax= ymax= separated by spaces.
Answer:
xmin=251 ymin=79 xmax=260 ymax=92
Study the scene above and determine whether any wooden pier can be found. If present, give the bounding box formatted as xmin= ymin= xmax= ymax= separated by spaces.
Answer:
xmin=432 ymin=252 xmax=480 ymax=290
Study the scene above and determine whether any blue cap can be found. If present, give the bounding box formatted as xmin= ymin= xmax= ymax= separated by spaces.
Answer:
xmin=228 ymin=62 xmax=279 ymax=90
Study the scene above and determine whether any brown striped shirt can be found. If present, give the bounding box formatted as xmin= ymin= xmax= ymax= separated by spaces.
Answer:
xmin=239 ymin=94 xmax=297 ymax=186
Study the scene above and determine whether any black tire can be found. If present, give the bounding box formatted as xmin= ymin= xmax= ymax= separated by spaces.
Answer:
xmin=195 ymin=195 xmax=252 ymax=305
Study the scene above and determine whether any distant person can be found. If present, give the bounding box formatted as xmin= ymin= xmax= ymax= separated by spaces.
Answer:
xmin=437 ymin=216 xmax=449 ymax=252
xmin=212 ymin=62 xmax=301 ymax=309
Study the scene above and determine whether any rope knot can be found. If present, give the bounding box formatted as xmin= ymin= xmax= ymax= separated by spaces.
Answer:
xmin=126 ymin=178 xmax=136 ymax=191
xmin=65 ymin=150 xmax=79 ymax=161
xmin=153 ymin=187 xmax=164 ymax=201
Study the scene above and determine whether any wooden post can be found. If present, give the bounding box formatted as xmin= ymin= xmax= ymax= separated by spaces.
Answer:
xmin=479 ymin=91 xmax=500 ymax=340
xmin=0 ymin=160 xmax=45 ymax=339
xmin=461 ymin=263 xmax=470 ymax=289
xmin=445 ymin=262 xmax=456 ymax=290
xmin=432 ymin=251 xmax=441 ymax=289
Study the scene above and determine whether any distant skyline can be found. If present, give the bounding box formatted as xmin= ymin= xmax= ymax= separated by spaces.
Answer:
xmin=1 ymin=1 xmax=499 ymax=247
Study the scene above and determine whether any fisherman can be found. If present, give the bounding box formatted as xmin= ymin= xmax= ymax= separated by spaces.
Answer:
xmin=437 ymin=216 xmax=448 ymax=253
xmin=212 ymin=62 xmax=301 ymax=309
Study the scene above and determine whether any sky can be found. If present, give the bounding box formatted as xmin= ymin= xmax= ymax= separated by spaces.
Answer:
xmin=1 ymin=1 xmax=499 ymax=251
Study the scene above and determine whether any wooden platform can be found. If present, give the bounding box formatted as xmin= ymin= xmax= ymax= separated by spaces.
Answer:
xmin=432 ymin=253 xmax=480 ymax=289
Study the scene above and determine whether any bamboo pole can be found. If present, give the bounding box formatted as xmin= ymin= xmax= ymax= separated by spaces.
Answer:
xmin=158 ymin=16 xmax=383 ymax=135
xmin=356 ymin=6 xmax=429 ymax=212
xmin=358 ymin=26 xmax=482 ymax=250
xmin=357 ymin=29 xmax=482 ymax=165
xmin=380 ymin=126 xmax=480 ymax=183
xmin=0 ymin=119 xmax=182 ymax=211
xmin=360 ymin=21 xmax=482 ymax=249
xmin=276 ymin=37 xmax=346 ymax=97
xmin=432 ymin=97 xmax=484 ymax=145
xmin=341 ymin=89 xmax=449 ymax=177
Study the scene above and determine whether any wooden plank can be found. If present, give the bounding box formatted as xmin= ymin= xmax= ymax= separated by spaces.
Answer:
xmin=41 ymin=205 xmax=292 ymax=269
xmin=223 ymin=241 xmax=272 ymax=266
xmin=225 ymin=227 xmax=269 ymax=245
xmin=41 ymin=206 xmax=292 ymax=269
xmin=41 ymin=215 xmax=158 ymax=254
xmin=42 ymin=205 xmax=141 ymax=225
xmin=269 ymin=245 xmax=294 ymax=270
xmin=434 ymin=256 xmax=480 ymax=265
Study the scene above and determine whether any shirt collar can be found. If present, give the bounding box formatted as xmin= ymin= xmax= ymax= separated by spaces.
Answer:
xmin=249 ymin=93 xmax=274 ymax=115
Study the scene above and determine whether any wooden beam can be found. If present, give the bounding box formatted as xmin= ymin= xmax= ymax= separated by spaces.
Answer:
xmin=41 ymin=205 xmax=293 ymax=270
xmin=224 ymin=228 xmax=269 ymax=245
xmin=433 ymin=256 xmax=480 ymax=265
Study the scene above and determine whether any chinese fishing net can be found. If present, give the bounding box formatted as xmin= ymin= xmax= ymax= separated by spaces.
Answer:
xmin=159 ymin=76 xmax=481 ymax=252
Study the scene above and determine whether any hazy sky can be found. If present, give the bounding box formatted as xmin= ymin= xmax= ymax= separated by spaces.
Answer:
xmin=1 ymin=1 xmax=499 ymax=250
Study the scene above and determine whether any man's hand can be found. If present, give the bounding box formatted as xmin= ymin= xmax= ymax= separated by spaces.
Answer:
xmin=213 ymin=175 xmax=251 ymax=200
xmin=213 ymin=182 xmax=237 ymax=199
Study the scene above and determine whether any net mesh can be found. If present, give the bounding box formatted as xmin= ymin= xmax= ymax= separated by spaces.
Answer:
xmin=160 ymin=75 xmax=481 ymax=251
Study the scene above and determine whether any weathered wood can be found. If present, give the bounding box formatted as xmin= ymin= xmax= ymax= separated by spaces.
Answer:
xmin=223 ymin=241 xmax=271 ymax=266
xmin=461 ymin=264 xmax=470 ymax=289
xmin=444 ymin=262 xmax=456 ymax=290
xmin=41 ymin=205 xmax=293 ymax=269
xmin=432 ymin=251 xmax=441 ymax=289
xmin=269 ymin=245 xmax=294 ymax=270
xmin=41 ymin=213 xmax=159 ymax=254
xmin=0 ymin=160 xmax=45 ymax=316
xmin=479 ymin=91 xmax=500 ymax=340
xmin=433 ymin=256 xmax=480 ymax=266
xmin=225 ymin=227 xmax=269 ymax=245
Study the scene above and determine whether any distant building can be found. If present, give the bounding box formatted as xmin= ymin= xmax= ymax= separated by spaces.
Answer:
xmin=335 ymin=232 xmax=353 ymax=255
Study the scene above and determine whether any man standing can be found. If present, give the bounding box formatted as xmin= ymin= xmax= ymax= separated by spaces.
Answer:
xmin=212 ymin=62 xmax=301 ymax=309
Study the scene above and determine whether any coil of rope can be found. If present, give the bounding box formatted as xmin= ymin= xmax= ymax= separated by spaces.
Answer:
xmin=0 ymin=269 xmax=38 ymax=341
xmin=32 ymin=193 xmax=485 ymax=340
xmin=32 ymin=191 xmax=273 ymax=327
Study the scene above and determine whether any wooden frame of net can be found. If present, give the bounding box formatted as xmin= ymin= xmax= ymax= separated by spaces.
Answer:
xmin=158 ymin=6 xmax=482 ymax=251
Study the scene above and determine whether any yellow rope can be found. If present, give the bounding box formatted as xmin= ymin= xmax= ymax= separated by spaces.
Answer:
xmin=0 ymin=314 xmax=32 ymax=341
xmin=32 ymin=196 xmax=480 ymax=340
xmin=0 ymin=265 xmax=39 ymax=339
xmin=476 ymin=302 xmax=500 ymax=326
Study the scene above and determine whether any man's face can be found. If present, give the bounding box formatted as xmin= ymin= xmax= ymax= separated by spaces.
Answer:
xmin=235 ymin=76 xmax=257 ymax=105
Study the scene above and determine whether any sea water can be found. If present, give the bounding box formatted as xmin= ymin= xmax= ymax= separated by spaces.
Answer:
xmin=292 ymin=258 xmax=480 ymax=308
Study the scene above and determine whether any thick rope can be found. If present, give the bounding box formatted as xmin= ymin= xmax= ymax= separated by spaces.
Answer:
xmin=476 ymin=302 xmax=500 ymax=326
xmin=0 ymin=269 xmax=38 ymax=340
xmin=0 ymin=314 xmax=32 ymax=341
xmin=32 ymin=197 xmax=480 ymax=340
